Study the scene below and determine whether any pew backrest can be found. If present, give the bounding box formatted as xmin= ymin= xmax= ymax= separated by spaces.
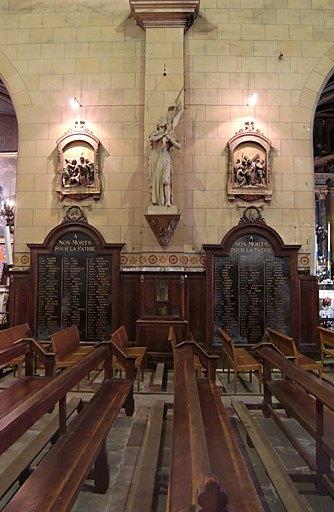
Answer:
xmin=218 ymin=327 xmax=236 ymax=364
xmin=265 ymin=327 xmax=297 ymax=358
xmin=318 ymin=326 xmax=334 ymax=350
xmin=50 ymin=325 xmax=80 ymax=359
xmin=167 ymin=326 xmax=177 ymax=351
xmin=0 ymin=323 xmax=31 ymax=351
xmin=111 ymin=325 xmax=128 ymax=350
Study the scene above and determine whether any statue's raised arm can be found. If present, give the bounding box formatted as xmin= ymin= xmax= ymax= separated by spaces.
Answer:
xmin=148 ymin=89 xmax=183 ymax=208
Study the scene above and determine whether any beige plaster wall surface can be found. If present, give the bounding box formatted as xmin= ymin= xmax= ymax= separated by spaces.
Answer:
xmin=0 ymin=0 xmax=334 ymax=267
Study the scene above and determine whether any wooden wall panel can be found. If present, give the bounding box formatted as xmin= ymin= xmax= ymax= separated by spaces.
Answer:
xmin=8 ymin=270 xmax=31 ymax=329
xmin=299 ymin=274 xmax=319 ymax=352
xmin=120 ymin=273 xmax=140 ymax=342
xmin=186 ymin=273 xmax=206 ymax=345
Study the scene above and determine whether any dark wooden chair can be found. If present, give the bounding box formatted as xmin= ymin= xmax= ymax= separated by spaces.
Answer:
xmin=265 ymin=327 xmax=321 ymax=377
xmin=218 ymin=328 xmax=262 ymax=393
xmin=112 ymin=326 xmax=146 ymax=391
xmin=168 ymin=339 xmax=263 ymax=511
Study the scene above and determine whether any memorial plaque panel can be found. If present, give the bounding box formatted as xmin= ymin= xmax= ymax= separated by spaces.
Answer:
xmin=213 ymin=234 xmax=291 ymax=344
xmin=36 ymin=232 xmax=112 ymax=341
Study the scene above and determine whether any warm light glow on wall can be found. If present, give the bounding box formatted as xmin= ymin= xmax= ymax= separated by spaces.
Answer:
xmin=69 ymin=97 xmax=81 ymax=110
xmin=247 ymin=92 xmax=258 ymax=107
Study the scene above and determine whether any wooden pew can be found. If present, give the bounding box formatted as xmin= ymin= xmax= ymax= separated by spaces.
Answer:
xmin=112 ymin=325 xmax=146 ymax=391
xmin=318 ymin=326 xmax=334 ymax=374
xmin=255 ymin=342 xmax=334 ymax=496
xmin=50 ymin=325 xmax=94 ymax=371
xmin=0 ymin=323 xmax=33 ymax=378
xmin=1 ymin=341 xmax=137 ymax=512
xmin=0 ymin=338 xmax=55 ymax=436
xmin=168 ymin=325 xmax=202 ymax=376
xmin=168 ymin=339 xmax=263 ymax=511
xmin=265 ymin=327 xmax=321 ymax=377
xmin=218 ymin=327 xmax=262 ymax=393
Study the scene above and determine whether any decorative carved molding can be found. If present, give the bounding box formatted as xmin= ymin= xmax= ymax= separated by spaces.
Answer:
xmin=62 ymin=205 xmax=87 ymax=224
xmin=145 ymin=213 xmax=180 ymax=246
xmin=129 ymin=0 xmax=200 ymax=31
xmin=227 ymin=121 xmax=273 ymax=203
xmin=238 ymin=206 xmax=266 ymax=225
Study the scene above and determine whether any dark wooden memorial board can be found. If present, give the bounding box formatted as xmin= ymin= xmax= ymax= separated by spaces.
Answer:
xmin=204 ymin=215 xmax=301 ymax=347
xmin=29 ymin=222 xmax=123 ymax=341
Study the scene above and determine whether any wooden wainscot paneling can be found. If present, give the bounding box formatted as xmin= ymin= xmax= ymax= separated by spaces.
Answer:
xmin=186 ymin=272 xmax=206 ymax=345
xmin=120 ymin=271 xmax=206 ymax=355
xmin=120 ymin=273 xmax=140 ymax=343
xmin=8 ymin=270 xmax=31 ymax=328
xmin=299 ymin=273 xmax=319 ymax=353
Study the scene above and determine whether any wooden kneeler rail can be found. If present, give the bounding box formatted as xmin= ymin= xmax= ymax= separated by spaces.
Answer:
xmin=233 ymin=402 xmax=312 ymax=512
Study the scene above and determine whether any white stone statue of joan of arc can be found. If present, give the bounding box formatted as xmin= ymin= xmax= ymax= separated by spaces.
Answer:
xmin=148 ymin=89 xmax=183 ymax=207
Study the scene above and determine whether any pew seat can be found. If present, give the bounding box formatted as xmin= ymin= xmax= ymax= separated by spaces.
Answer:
xmin=2 ymin=378 xmax=134 ymax=512
xmin=256 ymin=342 xmax=334 ymax=496
xmin=267 ymin=379 xmax=334 ymax=458
xmin=112 ymin=326 xmax=146 ymax=391
xmin=219 ymin=328 xmax=262 ymax=393
xmin=169 ymin=340 xmax=263 ymax=511
xmin=265 ymin=327 xmax=321 ymax=377
xmin=50 ymin=325 xmax=94 ymax=371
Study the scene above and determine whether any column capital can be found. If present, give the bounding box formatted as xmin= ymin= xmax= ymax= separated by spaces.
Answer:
xmin=129 ymin=0 xmax=200 ymax=31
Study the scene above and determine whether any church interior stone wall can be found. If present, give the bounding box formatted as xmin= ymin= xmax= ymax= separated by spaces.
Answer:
xmin=1 ymin=1 xmax=334 ymax=270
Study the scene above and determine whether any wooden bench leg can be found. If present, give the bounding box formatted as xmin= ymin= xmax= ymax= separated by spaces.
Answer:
xmin=93 ymin=441 xmax=110 ymax=494
xmin=124 ymin=387 xmax=135 ymax=417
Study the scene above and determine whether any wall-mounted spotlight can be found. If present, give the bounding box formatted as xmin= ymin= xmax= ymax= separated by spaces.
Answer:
xmin=279 ymin=52 xmax=284 ymax=61
xmin=69 ymin=97 xmax=82 ymax=110
xmin=247 ymin=92 xmax=258 ymax=107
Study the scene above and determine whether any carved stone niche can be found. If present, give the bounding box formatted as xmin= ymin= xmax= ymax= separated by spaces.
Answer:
xmin=56 ymin=122 xmax=101 ymax=201
xmin=227 ymin=121 xmax=272 ymax=203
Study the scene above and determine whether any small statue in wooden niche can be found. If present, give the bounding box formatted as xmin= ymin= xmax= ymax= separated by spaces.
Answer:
xmin=56 ymin=121 xmax=101 ymax=201
xmin=148 ymin=89 xmax=183 ymax=207
xmin=227 ymin=121 xmax=272 ymax=203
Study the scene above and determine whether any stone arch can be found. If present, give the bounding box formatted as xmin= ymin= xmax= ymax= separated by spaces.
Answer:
xmin=298 ymin=47 xmax=334 ymax=132
xmin=0 ymin=50 xmax=32 ymax=120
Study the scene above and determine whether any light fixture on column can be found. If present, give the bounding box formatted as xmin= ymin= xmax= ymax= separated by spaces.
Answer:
xmin=69 ymin=96 xmax=82 ymax=110
xmin=247 ymin=92 xmax=258 ymax=107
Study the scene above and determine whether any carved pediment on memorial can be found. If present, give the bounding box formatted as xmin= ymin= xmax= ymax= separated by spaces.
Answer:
xmin=227 ymin=121 xmax=272 ymax=203
xmin=56 ymin=121 xmax=101 ymax=202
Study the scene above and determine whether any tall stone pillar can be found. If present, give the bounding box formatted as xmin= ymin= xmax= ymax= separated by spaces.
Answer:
xmin=130 ymin=0 xmax=200 ymax=246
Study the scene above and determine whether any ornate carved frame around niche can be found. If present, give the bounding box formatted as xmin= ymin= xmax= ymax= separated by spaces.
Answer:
xmin=203 ymin=210 xmax=301 ymax=351
xmin=56 ymin=122 xmax=101 ymax=201
xmin=227 ymin=121 xmax=273 ymax=203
